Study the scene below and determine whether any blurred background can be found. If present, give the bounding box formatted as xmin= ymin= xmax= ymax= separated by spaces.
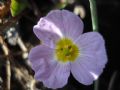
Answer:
xmin=0 ymin=0 xmax=120 ymax=90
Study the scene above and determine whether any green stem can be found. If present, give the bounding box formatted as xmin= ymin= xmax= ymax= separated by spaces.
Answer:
xmin=89 ymin=0 xmax=99 ymax=90
xmin=89 ymin=0 xmax=98 ymax=32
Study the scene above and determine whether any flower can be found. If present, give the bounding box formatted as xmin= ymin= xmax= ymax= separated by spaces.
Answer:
xmin=29 ymin=10 xmax=107 ymax=89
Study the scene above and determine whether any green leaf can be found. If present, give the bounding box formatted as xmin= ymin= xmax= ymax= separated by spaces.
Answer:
xmin=54 ymin=0 xmax=68 ymax=9
xmin=56 ymin=2 xmax=67 ymax=9
xmin=10 ymin=0 xmax=28 ymax=17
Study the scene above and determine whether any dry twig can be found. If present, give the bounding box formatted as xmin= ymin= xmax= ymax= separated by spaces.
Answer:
xmin=0 ymin=36 xmax=11 ymax=90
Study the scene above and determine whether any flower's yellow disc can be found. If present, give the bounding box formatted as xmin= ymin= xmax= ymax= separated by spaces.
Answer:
xmin=55 ymin=38 xmax=79 ymax=63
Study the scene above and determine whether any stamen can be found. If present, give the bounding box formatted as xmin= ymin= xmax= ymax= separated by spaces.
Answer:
xmin=55 ymin=38 xmax=79 ymax=63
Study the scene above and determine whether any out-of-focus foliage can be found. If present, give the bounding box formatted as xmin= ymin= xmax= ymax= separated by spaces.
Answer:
xmin=10 ymin=0 xmax=28 ymax=17
xmin=0 ymin=0 xmax=120 ymax=90
xmin=0 ymin=1 xmax=9 ymax=19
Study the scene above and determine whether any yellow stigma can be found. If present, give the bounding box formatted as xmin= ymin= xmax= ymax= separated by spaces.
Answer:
xmin=55 ymin=38 xmax=79 ymax=63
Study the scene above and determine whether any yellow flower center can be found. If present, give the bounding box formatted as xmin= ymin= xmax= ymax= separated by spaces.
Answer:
xmin=55 ymin=38 xmax=79 ymax=63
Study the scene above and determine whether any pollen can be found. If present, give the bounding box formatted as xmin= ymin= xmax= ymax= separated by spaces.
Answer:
xmin=55 ymin=38 xmax=79 ymax=63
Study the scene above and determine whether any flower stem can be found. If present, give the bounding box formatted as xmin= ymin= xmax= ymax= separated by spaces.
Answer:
xmin=89 ymin=0 xmax=98 ymax=32
xmin=89 ymin=0 xmax=99 ymax=90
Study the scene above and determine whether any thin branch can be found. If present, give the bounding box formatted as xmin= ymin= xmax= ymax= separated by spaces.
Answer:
xmin=89 ymin=0 xmax=99 ymax=90
xmin=0 ymin=36 xmax=11 ymax=90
